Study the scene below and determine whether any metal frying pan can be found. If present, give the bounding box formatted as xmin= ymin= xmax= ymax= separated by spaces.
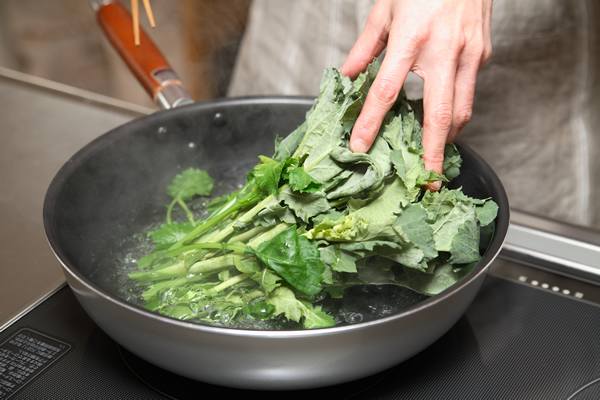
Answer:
xmin=42 ymin=1 xmax=509 ymax=390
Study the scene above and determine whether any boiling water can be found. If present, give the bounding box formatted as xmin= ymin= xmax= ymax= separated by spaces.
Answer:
xmin=106 ymin=232 xmax=429 ymax=330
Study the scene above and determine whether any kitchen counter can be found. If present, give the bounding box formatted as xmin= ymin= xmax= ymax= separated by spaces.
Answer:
xmin=0 ymin=67 xmax=153 ymax=329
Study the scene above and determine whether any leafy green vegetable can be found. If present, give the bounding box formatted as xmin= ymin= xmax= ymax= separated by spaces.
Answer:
xmin=148 ymin=222 xmax=195 ymax=250
xmin=167 ymin=168 xmax=214 ymax=199
xmin=252 ymin=225 xmax=325 ymax=296
xmin=165 ymin=168 xmax=214 ymax=225
xmin=288 ymin=166 xmax=323 ymax=193
xmin=126 ymin=59 xmax=498 ymax=330
xmin=267 ymin=287 xmax=335 ymax=329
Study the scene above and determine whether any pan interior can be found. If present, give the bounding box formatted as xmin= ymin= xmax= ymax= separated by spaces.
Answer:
xmin=45 ymin=98 xmax=508 ymax=331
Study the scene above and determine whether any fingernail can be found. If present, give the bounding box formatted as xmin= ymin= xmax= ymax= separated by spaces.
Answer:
xmin=428 ymin=181 xmax=442 ymax=192
xmin=351 ymin=139 xmax=368 ymax=153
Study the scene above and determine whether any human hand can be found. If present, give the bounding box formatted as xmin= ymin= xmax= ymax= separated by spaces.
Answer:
xmin=341 ymin=0 xmax=493 ymax=190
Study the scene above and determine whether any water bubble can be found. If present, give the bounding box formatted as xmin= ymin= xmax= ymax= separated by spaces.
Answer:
xmin=378 ymin=304 xmax=394 ymax=317
xmin=158 ymin=288 xmax=180 ymax=305
xmin=189 ymin=298 xmax=204 ymax=314
xmin=345 ymin=313 xmax=363 ymax=324
xmin=213 ymin=112 xmax=226 ymax=126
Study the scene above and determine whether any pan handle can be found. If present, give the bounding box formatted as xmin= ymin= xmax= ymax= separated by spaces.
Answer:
xmin=95 ymin=1 xmax=194 ymax=109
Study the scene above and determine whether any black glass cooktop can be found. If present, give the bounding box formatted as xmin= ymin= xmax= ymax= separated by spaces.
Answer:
xmin=2 ymin=251 xmax=600 ymax=400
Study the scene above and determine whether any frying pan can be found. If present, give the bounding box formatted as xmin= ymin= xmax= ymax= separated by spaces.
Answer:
xmin=43 ymin=2 xmax=509 ymax=391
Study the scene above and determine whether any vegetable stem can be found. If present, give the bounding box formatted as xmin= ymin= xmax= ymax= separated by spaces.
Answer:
xmin=168 ymin=183 xmax=266 ymax=251
xmin=228 ymin=225 xmax=269 ymax=244
xmin=212 ymin=273 xmax=253 ymax=293
xmin=202 ymin=192 xmax=278 ymax=246
xmin=246 ymin=223 xmax=292 ymax=248
xmin=128 ymin=261 xmax=187 ymax=281
xmin=165 ymin=242 xmax=247 ymax=258
xmin=189 ymin=254 xmax=254 ymax=275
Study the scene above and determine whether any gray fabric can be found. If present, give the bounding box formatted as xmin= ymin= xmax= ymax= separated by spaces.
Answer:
xmin=463 ymin=0 xmax=594 ymax=226
xmin=228 ymin=0 xmax=600 ymax=229
xmin=228 ymin=0 xmax=375 ymax=96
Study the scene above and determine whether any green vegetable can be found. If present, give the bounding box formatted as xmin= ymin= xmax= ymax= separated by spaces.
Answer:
xmin=252 ymin=225 xmax=325 ymax=296
xmin=127 ymin=59 xmax=498 ymax=330
xmin=165 ymin=168 xmax=214 ymax=225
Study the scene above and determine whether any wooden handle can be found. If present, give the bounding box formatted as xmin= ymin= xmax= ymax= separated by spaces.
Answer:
xmin=97 ymin=1 xmax=172 ymax=101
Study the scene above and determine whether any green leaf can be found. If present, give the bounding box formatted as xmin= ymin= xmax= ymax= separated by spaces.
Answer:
xmin=167 ymin=168 xmax=214 ymax=200
xmin=307 ymin=176 xmax=407 ymax=242
xmin=252 ymin=225 xmax=325 ymax=296
xmin=233 ymin=256 xmax=262 ymax=274
xmin=218 ymin=269 xmax=230 ymax=282
xmin=299 ymin=300 xmax=336 ymax=329
xmin=431 ymin=202 xmax=474 ymax=252
xmin=294 ymin=70 xmax=360 ymax=185
xmin=449 ymin=215 xmax=481 ymax=264
xmin=443 ymin=143 xmax=462 ymax=181
xmin=395 ymin=260 xmax=476 ymax=296
xmin=357 ymin=260 xmax=396 ymax=284
xmin=476 ymin=200 xmax=499 ymax=227
xmin=254 ymin=201 xmax=297 ymax=228
xmin=311 ymin=208 xmax=348 ymax=226
xmin=277 ymin=186 xmax=331 ymax=223
xmin=280 ymin=157 xmax=301 ymax=180
xmin=250 ymin=156 xmax=285 ymax=196
xmin=319 ymin=245 xmax=359 ymax=273
xmin=251 ymin=268 xmax=282 ymax=295
xmin=148 ymin=222 xmax=195 ymax=249
xmin=421 ymin=188 xmax=459 ymax=223
xmin=326 ymin=135 xmax=392 ymax=199
xmin=394 ymin=203 xmax=438 ymax=260
xmin=288 ymin=166 xmax=323 ymax=193
xmin=266 ymin=287 xmax=335 ymax=329
xmin=273 ymin=115 xmax=311 ymax=162
xmin=266 ymin=286 xmax=304 ymax=322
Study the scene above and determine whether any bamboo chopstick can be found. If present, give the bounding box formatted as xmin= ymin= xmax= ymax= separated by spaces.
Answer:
xmin=143 ymin=0 xmax=156 ymax=28
xmin=132 ymin=0 xmax=156 ymax=46
xmin=132 ymin=0 xmax=140 ymax=46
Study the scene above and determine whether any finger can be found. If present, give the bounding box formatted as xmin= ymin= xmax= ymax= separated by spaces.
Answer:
xmin=479 ymin=0 xmax=493 ymax=71
xmin=447 ymin=57 xmax=478 ymax=143
xmin=340 ymin=3 xmax=391 ymax=79
xmin=349 ymin=44 xmax=413 ymax=153
xmin=421 ymin=59 xmax=457 ymax=184
xmin=448 ymin=1 xmax=492 ymax=142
